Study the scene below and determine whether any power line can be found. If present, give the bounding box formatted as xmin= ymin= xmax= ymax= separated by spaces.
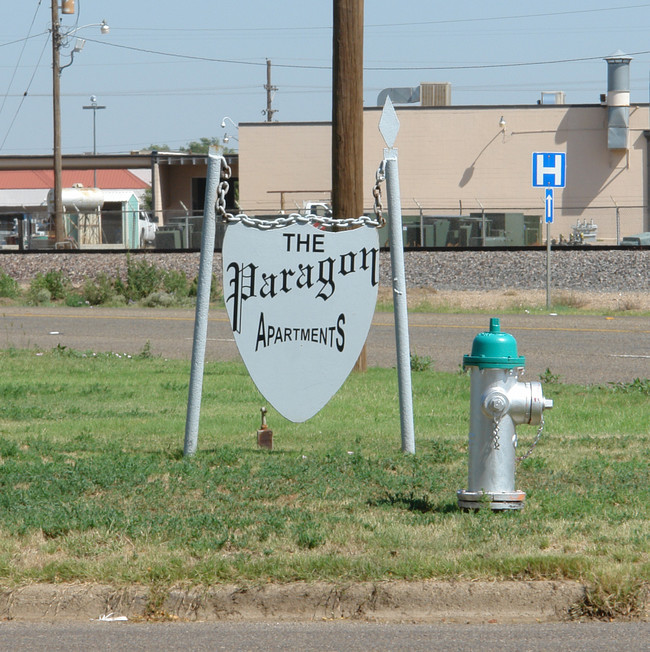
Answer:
xmin=363 ymin=50 xmax=650 ymax=72
xmin=85 ymin=37 xmax=650 ymax=72
xmin=0 ymin=32 xmax=50 ymax=151
xmin=0 ymin=0 xmax=44 ymax=117
xmin=365 ymin=3 xmax=650 ymax=29
xmin=0 ymin=30 xmax=49 ymax=49
xmin=103 ymin=3 xmax=650 ymax=33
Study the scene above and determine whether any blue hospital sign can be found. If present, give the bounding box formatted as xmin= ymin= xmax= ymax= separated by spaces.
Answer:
xmin=532 ymin=152 xmax=566 ymax=188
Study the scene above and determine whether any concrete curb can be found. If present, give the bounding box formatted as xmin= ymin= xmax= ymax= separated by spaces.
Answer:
xmin=0 ymin=581 xmax=589 ymax=624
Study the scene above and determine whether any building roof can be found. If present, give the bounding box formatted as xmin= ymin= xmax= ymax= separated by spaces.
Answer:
xmin=0 ymin=169 xmax=150 ymax=190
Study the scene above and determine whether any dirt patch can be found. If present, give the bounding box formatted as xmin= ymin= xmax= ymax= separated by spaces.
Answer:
xmin=0 ymin=581 xmax=597 ymax=624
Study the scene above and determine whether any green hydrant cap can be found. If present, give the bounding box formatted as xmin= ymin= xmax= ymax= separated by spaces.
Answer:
xmin=463 ymin=317 xmax=525 ymax=369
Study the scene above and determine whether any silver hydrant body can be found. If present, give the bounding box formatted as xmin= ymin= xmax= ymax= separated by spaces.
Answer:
xmin=457 ymin=318 xmax=553 ymax=510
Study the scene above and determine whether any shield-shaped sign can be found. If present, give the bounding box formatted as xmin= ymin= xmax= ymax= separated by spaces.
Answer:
xmin=222 ymin=220 xmax=379 ymax=422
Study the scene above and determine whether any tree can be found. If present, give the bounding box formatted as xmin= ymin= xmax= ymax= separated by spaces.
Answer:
xmin=144 ymin=138 xmax=235 ymax=155
xmin=180 ymin=137 xmax=220 ymax=154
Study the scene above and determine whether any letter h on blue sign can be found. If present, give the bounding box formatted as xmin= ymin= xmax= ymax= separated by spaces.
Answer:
xmin=532 ymin=152 xmax=566 ymax=188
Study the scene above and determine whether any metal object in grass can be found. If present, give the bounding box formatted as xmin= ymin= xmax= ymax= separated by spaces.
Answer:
xmin=457 ymin=318 xmax=553 ymax=511
xmin=257 ymin=407 xmax=273 ymax=450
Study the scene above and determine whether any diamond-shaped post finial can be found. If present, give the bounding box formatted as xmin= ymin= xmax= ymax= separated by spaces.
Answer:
xmin=379 ymin=96 xmax=400 ymax=149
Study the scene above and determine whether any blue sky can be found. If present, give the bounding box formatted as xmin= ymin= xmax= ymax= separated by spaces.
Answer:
xmin=1 ymin=1 xmax=649 ymax=155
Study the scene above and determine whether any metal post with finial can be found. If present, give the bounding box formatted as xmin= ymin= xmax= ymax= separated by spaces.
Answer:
xmin=379 ymin=97 xmax=415 ymax=455
xmin=257 ymin=407 xmax=273 ymax=450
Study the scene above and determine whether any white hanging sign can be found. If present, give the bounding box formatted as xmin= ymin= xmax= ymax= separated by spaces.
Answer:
xmin=222 ymin=220 xmax=379 ymax=422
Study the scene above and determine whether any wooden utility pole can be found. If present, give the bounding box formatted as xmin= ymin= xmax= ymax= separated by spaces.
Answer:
xmin=264 ymin=59 xmax=278 ymax=122
xmin=332 ymin=0 xmax=363 ymax=220
xmin=51 ymin=0 xmax=65 ymax=243
xmin=332 ymin=0 xmax=365 ymax=369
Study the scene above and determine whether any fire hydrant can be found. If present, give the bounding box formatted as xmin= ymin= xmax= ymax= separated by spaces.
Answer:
xmin=457 ymin=318 xmax=553 ymax=511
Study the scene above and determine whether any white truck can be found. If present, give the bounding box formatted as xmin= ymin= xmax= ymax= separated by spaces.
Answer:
xmin=302 ymin=201 xmax=332 ymax=217
xmin=138 ymin=211 xmax=158 ymax=247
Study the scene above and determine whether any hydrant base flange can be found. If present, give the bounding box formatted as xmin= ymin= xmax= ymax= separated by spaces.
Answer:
xmin=457 ymin=489 xmax=526 ymax=511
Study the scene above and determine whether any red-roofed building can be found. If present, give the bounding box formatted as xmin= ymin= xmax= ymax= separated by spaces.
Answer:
xmin=0 ymin=152 xmax=238 ymax=249
xmin=0 ymin=169 xmax=149 ymax=210
xmin=0 ymin=169 xmax=149 ymax=190
xmin=0 ymin=167 xmax=150 ymax=248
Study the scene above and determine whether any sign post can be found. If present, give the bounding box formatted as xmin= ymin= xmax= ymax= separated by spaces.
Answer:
xmin=379 ymin=98 xmax=415 ymax=454
xmin=184 ymin=150 xmax=221 ymax=457
xmin=532 ymin=152 xmax=566 ymax=310
xmin=544 ymin=188 xmax=553 ymax=309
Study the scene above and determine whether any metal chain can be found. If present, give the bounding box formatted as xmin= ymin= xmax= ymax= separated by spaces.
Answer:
xmin=516 ymin=415 xmax=545 ymax=463
xmin=491 ymin=417 xmax=501 ymax=450
xmin=216 ymin=157 xmax=232 ymax=221
xmin=372 ymin=160 xmax=386 ymax=225
xmin=215 ymin=157 xmax=386 ymax=229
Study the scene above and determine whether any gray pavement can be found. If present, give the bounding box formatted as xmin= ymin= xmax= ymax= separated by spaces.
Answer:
xmin=0 ymin=621 xmax=649 ymax=651
xmin=0 ymin=306 xmax=648 ymax=385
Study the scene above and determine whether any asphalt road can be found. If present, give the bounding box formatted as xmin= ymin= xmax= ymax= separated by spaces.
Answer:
xmin=0 ymin=306 xmax=648 ymax=385
xmin=1 ymin=621 xmax=649 ymax=651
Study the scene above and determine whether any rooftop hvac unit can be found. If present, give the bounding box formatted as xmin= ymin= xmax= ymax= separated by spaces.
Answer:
xmin=420 ymin=82 xmax=451 ymax=106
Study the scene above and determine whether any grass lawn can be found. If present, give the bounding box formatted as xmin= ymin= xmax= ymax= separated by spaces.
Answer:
xmin=0 ymin=346 xmax=647 ymax=616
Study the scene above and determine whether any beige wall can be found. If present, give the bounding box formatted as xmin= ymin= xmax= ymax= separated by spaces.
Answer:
xmin=239 ymin=104 xmax=650 ymax=242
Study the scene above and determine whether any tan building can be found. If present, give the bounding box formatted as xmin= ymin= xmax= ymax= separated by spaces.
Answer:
xmin=239 ymin=98 xmax=650 ymax=244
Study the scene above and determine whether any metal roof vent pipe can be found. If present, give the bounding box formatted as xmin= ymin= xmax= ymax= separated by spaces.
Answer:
xmin=604 ymin=50 xmax=632 ymax=150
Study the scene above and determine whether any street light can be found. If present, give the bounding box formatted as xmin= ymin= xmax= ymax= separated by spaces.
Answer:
xmin=51 ymin=0 xmax=109 ymax=244
xmin=220 ymin=117 xmax=238 ymax=150
xmin=82 ymin=96 xmax=106 ymax=187
xmin=220 ymin=116 xmax=237 ymax=130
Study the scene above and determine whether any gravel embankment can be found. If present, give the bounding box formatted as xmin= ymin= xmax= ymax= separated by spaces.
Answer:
xmin=0 ymin=248 xmax=647 ymax=292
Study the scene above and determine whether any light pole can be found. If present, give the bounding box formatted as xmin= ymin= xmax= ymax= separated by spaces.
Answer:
xmin=50 ymin=1 xmax=109 ymax=244
xmin=82 ymin=96 xmax=106 ymax=187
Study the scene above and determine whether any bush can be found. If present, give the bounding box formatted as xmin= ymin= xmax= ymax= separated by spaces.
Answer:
xmin=64 ymin=293 xmax=86 ymax=307
xmin=83 ymin=273 xmax=116 ymax=306
xmin=410 ymin=352 xmax=433 ymax=372
xmin=0 ymin=270 xmax=19 ymax=298
xmin=120 ymin=256 xmax=163 ymax=302
xmin=142 ymin=291 xmax=174 ymax=307
xmin=189 ymin=273 xmax=222 ymax=303
xmin=163 ymin=270 xmax=190 ymax=297
xmin=27 ymin=288 xmax=51 ymax=306
xmin=29 ymin=270 xmax=70 ymax=301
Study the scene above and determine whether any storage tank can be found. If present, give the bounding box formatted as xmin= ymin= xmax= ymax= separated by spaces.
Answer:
xmin=47 ymin=186 xmax=104 ymax=212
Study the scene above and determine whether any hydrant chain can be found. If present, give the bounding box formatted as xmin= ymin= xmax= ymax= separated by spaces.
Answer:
xmin=516 ymin=416 xmax=545 ymax=463
xmin=491 ymin=417 xmax=501 ymax=450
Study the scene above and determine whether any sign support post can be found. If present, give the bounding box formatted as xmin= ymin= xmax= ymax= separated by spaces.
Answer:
xmin=545 ymin=187 xmax=554 ymax=310
xmin=385 ymin=150 xmax=415 ymax=454
xmin=184 ymin=150 xmax=221 ymax=457
xmin=532 ymin=152 xmax=566 ymax=312
xmin=546 ymin=221 xmax=552 ymax=310
xmin=380 ymin=98 xmax=415 ymax=454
